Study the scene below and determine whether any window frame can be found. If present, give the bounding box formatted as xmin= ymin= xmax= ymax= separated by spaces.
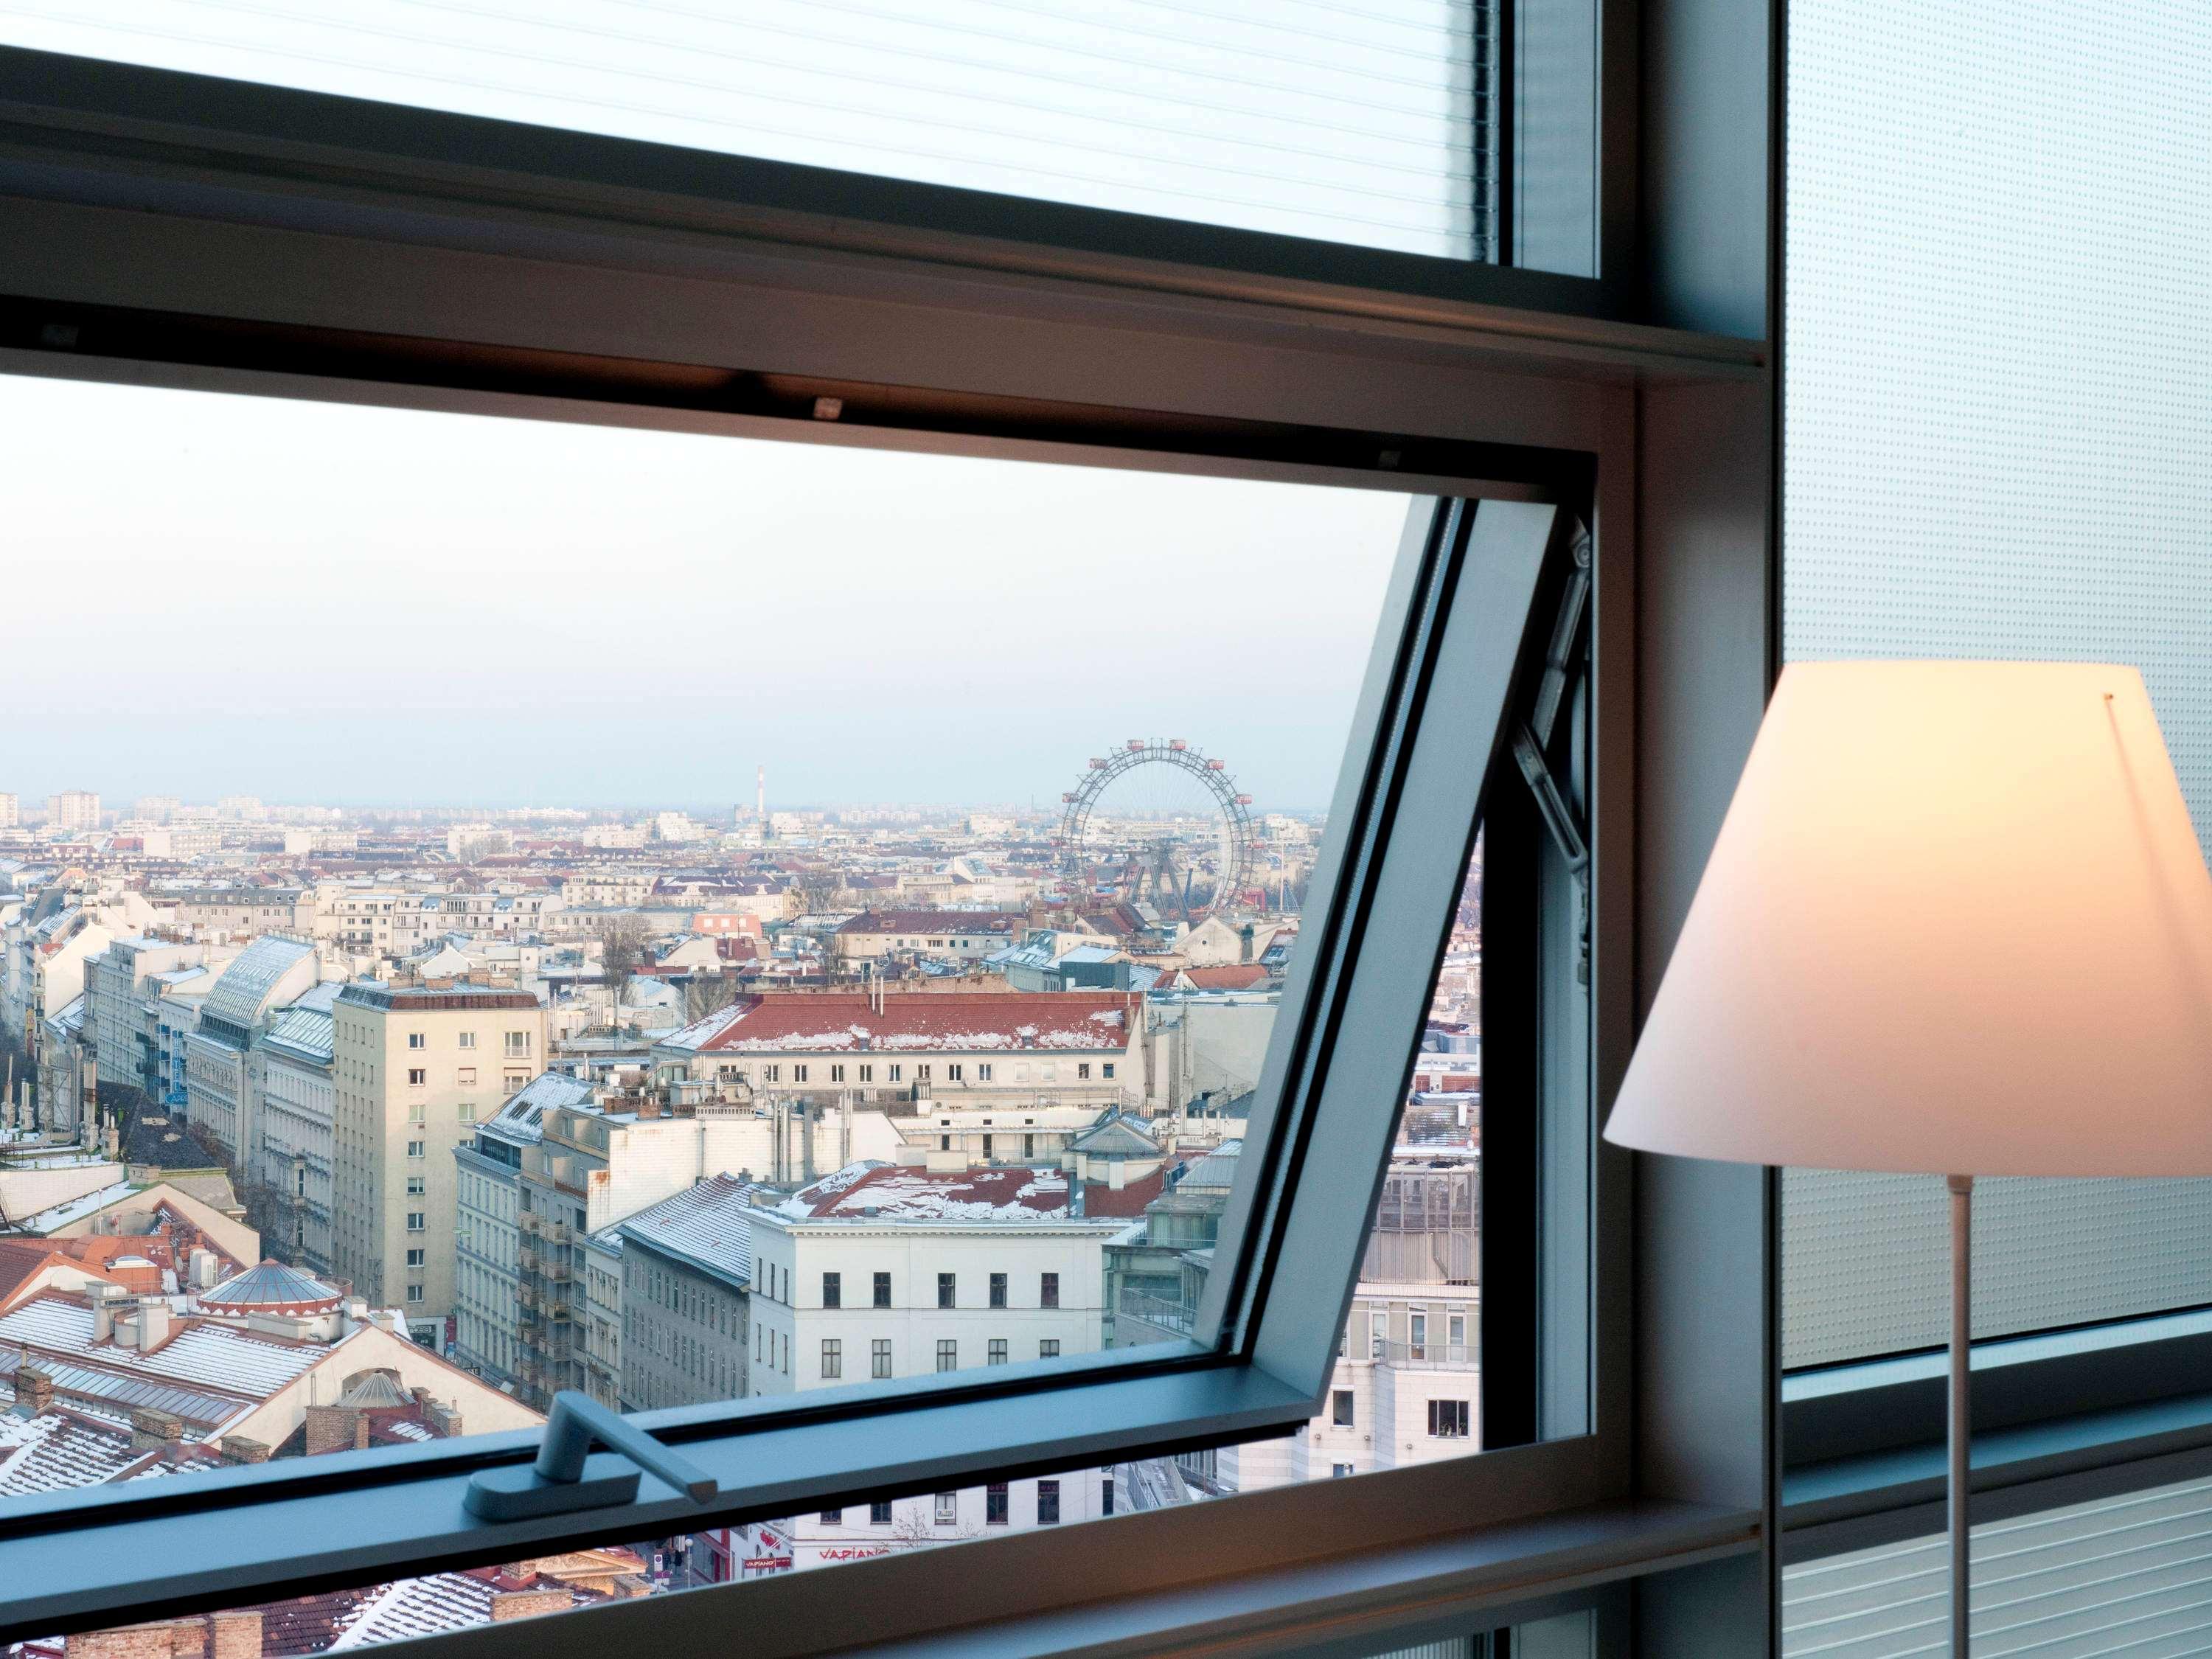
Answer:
xmin=0 ymin=37 xmax=1703 ymax=1649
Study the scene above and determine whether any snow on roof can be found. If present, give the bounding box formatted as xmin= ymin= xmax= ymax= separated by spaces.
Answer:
xmin=329 ymin=1573 xmax=500 ymax=1649
xmin=679 ymin=992 xmax=1135 ymax=1055
xmin=0 ymin=1295 xmax=319 ymax=1406
xmin=774 ymin=1162 xmax=1088 ymax=1225
xmin=0 ymin=1408 xmax=146 ymax=1495
xmin=655 ymin=999 xmax=752 ymax=1054
xmin=617 ymin=1174 xmax=754 ymax=1287
xmin=14 ymin=1180 xmax=134 ymax=1235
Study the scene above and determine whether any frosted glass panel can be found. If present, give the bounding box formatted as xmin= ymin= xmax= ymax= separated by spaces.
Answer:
xmin=0 ymin=0 xmax=1500 ymax=260
xmin=1784 ymin=0 xmax=2212 ymax=1367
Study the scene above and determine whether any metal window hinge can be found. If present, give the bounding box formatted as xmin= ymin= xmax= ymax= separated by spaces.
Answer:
xmin=1512 ymin=521 xmax=1593 ymax=984
xmin=465 ymin=1391 xmax=718 ymax=1521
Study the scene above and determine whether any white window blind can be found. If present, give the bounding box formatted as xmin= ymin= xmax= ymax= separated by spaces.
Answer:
xmin=0 ymin=0 xmax=1497 ymax=259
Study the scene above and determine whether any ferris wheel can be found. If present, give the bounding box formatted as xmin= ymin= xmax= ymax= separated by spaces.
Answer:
xmin=1057 ymin=739 xmax=1256 ymax=921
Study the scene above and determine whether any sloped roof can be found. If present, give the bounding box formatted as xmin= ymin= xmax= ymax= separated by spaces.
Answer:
xmin=1070 ymin=1113 xmax=1161 ymax=1156
xmin=681 ymin=992 xmax=1134 ymax=1054
xmin=1079 ymin=1164 xmax=1171 ymax=1219
xmin=336 ymin=1370 xmax=413 ymax=1409
xmin=201 ymin=1259 xmax=342 ymax=1312
xmin=775 ymin=1162 xmax=1077 ymax=1225
xmin=617 ymin=1174 xmax=754 ymax=1288
xmin=201 ymin=936 xmax=318 ymax=1031
xmin=482 ymin=1073 xmax=595 ymax=1145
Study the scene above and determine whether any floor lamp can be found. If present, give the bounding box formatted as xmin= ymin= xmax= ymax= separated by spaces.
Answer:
xmin=1604 ymin=660 xmax=2212 ymax=1655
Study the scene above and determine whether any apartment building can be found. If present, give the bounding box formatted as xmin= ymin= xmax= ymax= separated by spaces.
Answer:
xmin=830 ymin=909 xmax=1019 ymax=968
xmin=182 ymin=936 xmax=321 ymax=1167
xmin=314 ymin=888 xmax=563 ymax=956
xmin=616 ymin=1174 xmax=754 ymax=1411
xmin=0 ymin=793 xmax=16 ymax=830
xmin=83 ymin=936 xmax=205 ymax=1097
xmin=452 ymin=1071 xmax=592 ymax=1390
xmin=171 ymin=888 xmax=315 ymax=941
xmin=653 ymin=990 xmax=1142 ymax=1114
xmin=257 ymin=989 xmax=340 ymax=1276
xmin=45 ymin=790 xmax=100 ymax=833
xmin=744 ymin=1162 xmax=1122 ymax=1398
xmin=330 ymin=982 xmax=545 ymax=1346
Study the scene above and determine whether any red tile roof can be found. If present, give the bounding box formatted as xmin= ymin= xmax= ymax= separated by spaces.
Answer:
xmin=690 ymin=991 xmax=1136 ymax=1054
xmin=1180 ymin=964 xmax=1272 ymax=990
xmin=1077 ymin=1164 xmax=1169 ymax=1218
xmin=777 ymin=1163 xmax=1073 ymax=1222
xmin=835 ymin=910 xmax=1020 ymax=936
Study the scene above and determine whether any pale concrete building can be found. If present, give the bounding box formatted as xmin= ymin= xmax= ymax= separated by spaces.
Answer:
xmin=452 ymin=1071 xmax=592 ymax=1391
xmin=331 ymin=982 xmax=546 ymax=1346
xmin=616 ymin=1174 xmax=753 ymax=1412
xmin=0 ymin=794 xmax=17 ymax=830
xmin=257 ymin=987 xmax=341 ymax=1276
xmin=46 ymin=791 xmax=100 ymax=833
xmin=83 ymin=937 xmax=204 ymax=1098
xmin=183 ymin=935 xmax=321 ymax=1167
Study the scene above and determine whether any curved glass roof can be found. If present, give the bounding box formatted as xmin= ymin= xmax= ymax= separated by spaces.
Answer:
xmin=201 ymin=1260 xmax=341 ymax=1309
xmin=201 ymin=937 xmax=318 ymax=1031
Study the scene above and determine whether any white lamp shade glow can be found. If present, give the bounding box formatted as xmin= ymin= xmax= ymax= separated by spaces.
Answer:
xmin=1604 ymin=660 xmax=2212 ymax=1177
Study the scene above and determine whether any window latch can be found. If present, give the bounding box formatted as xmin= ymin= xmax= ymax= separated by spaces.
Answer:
xmin=465 ymin=1391 xmax=718 ymax=1521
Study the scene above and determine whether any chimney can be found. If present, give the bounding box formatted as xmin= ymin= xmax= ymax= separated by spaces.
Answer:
xmin=91 ymin=1286 xmax=125 ymax=1343
xmin=13 ymin=1367 xmax=54 ymax=1416
xmin=133 ymin=1298 xmax=172 ymax=1350
xmin=129 ymin=1408 xmax=186 ymax=1453
xmin=189 ymin=1249 xmax=218 ymax=1290
xmin=220 ymin=1435 xmax=271 ymax=1464
xmin=209 ymin=1612 xmax=262 ymax=1659
xmin=491 ymin=1589 xmax=574 ymax=1624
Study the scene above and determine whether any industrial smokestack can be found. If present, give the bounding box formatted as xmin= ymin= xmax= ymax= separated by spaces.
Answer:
xmin=757 ymin=765 xmax=765 ymax=824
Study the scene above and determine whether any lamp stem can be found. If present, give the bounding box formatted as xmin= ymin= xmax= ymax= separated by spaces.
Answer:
xmin=1948 ymin=1172 xmax=1974 ymax=1656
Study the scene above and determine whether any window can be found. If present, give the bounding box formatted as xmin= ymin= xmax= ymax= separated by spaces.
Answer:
xmin=981 ymin=1133 xmax=992 ymax=1158
xmin=821 ymin=1340 xmax=841 ymax=1380
xmin=1037 ymin=1479 xmax=1061 ymax=1526
xmin=406 ymin=1140 xmax=424 ymax=1159
xmin=1040 ymin=1339 xmax=1060 ymax=1360
xmin=504 ymin=1071 xmax=528 ymax=1091
xmin=406 ymin=1068 xmax=426 ymax=1086
xmin=988 ymin=1272 xmax=1007 ymax=1310
xmin=1102 ymin=1063 xmax=1115 ymax=1080
xmin=1409 ymin=1310 xmax=1428 ymax=1362
xmin=456 ymin=1102 xmax=474 ymax=1121
xmin=987 ymin=1339 xmax=1007 ymax=1366
xmin=504 ymin=1032 xmax=529 ymax=1056
xmin=406 ymin=1213 xmax=425 ymax=1232
xmin=792 ymin=1064 xmax=807 ymax=1083
xmin=858 ymin=1065 xmax=873 ymax=1084
xmin=872 ymin=1272 xmax=891 ymax=1310
xmin=1333 ymin=1464 xmax=1356 ymax=1479
xmin=456 ymin=1067 xmax=475 ymax=1086
xmin=406 ymin=1032 xmax=425 ymax=1049
xmin=1370 ymin=1310 xmax=1388 ymax=1360
xmin=818 ymin=1509 xmax=842 ymax=1526
xmin=406 ymin=1249 xmax=425 ymax=1267
xmin=888 ymin=1065 xmax=902 ymax=1084
xmin=829 ymin=1064 xmax=844 ymax=1083
xmin=937 ymin=1273 xmax=955 ymax=1310
xmin=405 ymin=1285 xmax=423 ymax=1304
xmin=1040 ymin=1272 xmax=1060 ymax=1310
xmin=1332 ymin=1390 xmax=1355 ymax=1427
xmin=1077 ymin=1062 xmax=1091 ymax=1080
xmin=1427 ymin=1399 xmax=1470 ymax=1439
xmin=869 ymin=1502 xmax=892 ymax=1527
xmin=985 ymin=1484 xmax=1009 ymax=1526
xmin=764 ymin=1065 xmax=780 ymax=1084
xmin=975 ymin=1063 xmax=992 ymax=1082
xmin=821 ymin=1272 xmax=840 ymax=1309
xmin=945 ymin=1063 xmax=962 ymax=1082
xmin=933 ymin=1493 xmax=956 ymax=1527
xmin=936 ymin=1340 xmax=957 ymax=1373
xmin=872 ymin=1340 xmax=891 ymax=1380
xmin=456 ymin=1032 xmax=475 ymax=1050
xmin=406 ymin=1177 xmax=425 ymax=1196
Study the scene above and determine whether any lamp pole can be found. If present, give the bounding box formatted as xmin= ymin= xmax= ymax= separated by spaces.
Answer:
xmin=1948 ymin=1172 xmax=1973 ymax=1655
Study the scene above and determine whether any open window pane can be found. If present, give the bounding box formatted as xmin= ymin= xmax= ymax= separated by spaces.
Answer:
xmin=0 ymin=2 xmax=1503 ymax=262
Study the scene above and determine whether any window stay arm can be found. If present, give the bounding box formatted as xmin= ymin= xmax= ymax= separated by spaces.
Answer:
xmin=1510 ymin=521 xmax=1593 ymax=978
xmin=465 ymin=1391 xmax=718 ymax=1521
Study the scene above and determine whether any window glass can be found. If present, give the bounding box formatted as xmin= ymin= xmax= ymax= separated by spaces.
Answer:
xmin=0 ymin=359 xmax=1590 ymax=1624
xmin=1784 ymin=0 xmax=2212 ymax=1369
xmin=4 ymin=1 xmax=1504 ymax=261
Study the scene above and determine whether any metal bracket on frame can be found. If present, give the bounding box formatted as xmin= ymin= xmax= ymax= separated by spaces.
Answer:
xmin=1511 ymin=522 xmax=1593 ymax=982
xmin=465 ymin=1391 xmax=719 ymax=1521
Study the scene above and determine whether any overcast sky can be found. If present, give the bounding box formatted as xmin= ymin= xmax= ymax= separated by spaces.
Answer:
xmin=4 ymin=372 xmax=1410 ymax=813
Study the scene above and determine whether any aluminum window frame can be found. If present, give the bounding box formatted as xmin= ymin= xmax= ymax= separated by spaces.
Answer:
xmin=0 ymin=34 xmax=1717 ymax=1652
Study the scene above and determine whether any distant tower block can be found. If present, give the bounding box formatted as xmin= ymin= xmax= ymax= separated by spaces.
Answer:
xmin=757 ymin=765 xmax=766 ymax=823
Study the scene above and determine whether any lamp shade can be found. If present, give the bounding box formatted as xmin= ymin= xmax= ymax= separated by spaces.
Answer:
xmin=1604 ymin=660 xmax=2212 ymax=1177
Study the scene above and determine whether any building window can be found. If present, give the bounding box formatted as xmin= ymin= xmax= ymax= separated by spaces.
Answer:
xmin=504 ymin=1071 xmax=528 ymax=1091
xmin=821 ymin=1339 xmax=841 ymax=1380
xmin=872 ymin=1338 xmax=891 ymax=1379
xmin=933 ymin=1492 xmax=956 ymax=1526
xmin=406 ymin=1177 xmax=425 ymax=1196
xmin=829 ymin=1063 xmax=844 ymax=1082
xmin=1041 ymin=1272 xmax=1060 ymax=1309
xmin=1102 ymin=1063 xmax=1115 ymax=1079
xmin=1427 ymin=1399 xmax=1471 ymax=1439
xmin=937 ymin=1273 xmax=956 ymax=1309
xmin=946 ymin=1063 xmax=963 ymax=1082
xmin=936 ymin=1339 xmax=957 ymax=1372
xmin=858 ymin=1064 xmax=873 ymax=1083
xmin=407 ymin=1032 xmax=425 ymax=1049
xmin=407 ymin=1140 xmax=425 ymax=1158
xmin=818 ymin=1507 xmax=843 ymax=1526
xmin=1040 ymin=1339 xmax=1060 ymax=1360
xmin=407 ymin=1068 xmax=426 ymax=1086
xmin=457 ymin=1032 xmax=476 ymax=1050
xmin=1332 ymin=1389 xmax=1355 ymax=1427
xmin=1102 ymin=1473 xmax=1115 ymax=1516
xmin=504 ymin=1031 xmax=530 ymax=1056
xmin=1370 ymin=1310 xmax=1387 ymax=1360
xmin=822 ymin=1272 xmax=841 ymax=1308
xmin=1023 ymin=1133 xmax=1035 ymax=1158
xmin=457 ymin=1101 xmax=475 ymax=1121
xmin=1409 ymin=1310 xmax=1428 ymax=1361
xmin=1333 ymin=1463 xmax=1355 ymax=1478
xmin=1037 ymin=1478 xmax=1061 ymax=1525
xmin=1077 ymin=1062 xmax=1091 ymax=1080
xmin=939 ymin=1134 xmax=950 ymax=1152
xmin=406 ymin=1212 xmax=425 ymax=1231
xmin=872 ymin=1271 xmax=891 ymax=1309
xmin=987 ymin=1272 xmax=1009 ymax=1310
xmin=406 ymin=1285 xmax=423 ymax=1303
xmin=976 ymin=1063 xmax=992 ymax=1082
xmin=987 ymin=1338 xmax=1007 ymax=1366
xmin=869 ymin=1501 xmax=892 ymax=1526
xmin=407 ymin=1105 xmax=425 ymax=1126
xmin=793 ymin=1064 xmax=808 ymax=1083
xmin=764 ymin=1064 xmax=780 ymax=1083
xmin=457 ymin=1067 xmax=475 ymax=1086
xmin=986 ymin=1484 xmax=1009 ymax=1526
xmin=888 ymin=1064 xmax=902 ymax=1083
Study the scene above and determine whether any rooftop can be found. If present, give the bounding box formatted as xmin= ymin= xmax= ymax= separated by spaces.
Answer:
xmin=616 ymin=1173 xmax=754 ymax=1286
xmin=671 ymin=991 xmax=1135 ymax=1054
xmin=772 ymin=1161 xmax=1090 ymax=1225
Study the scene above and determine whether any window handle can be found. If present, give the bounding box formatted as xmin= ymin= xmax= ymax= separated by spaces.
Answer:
xmin=465 ymin=1391 xmax=717 ymax=1520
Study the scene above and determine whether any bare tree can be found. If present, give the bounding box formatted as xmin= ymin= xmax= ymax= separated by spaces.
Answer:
xmin=597 ymin=916 xmax=650 ymax=1022
xmin=684 ymin=973 xmax=739 ymax=1024
xmin=795 ymin=864 xmax=843 ymax=915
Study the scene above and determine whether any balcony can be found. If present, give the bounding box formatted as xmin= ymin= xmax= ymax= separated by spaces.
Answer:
xmin=518 ymin=1214 xmax=542 ymax=1239
xmin=540 ymin=1222 xmax=571 ymax=1246
xmin=1374 ymin=1340 xmax=1478 ymax=1370
xmin=542 ymin=1260 xmax=572 ymax=1284
xmin=1116 ymin=1287 xmax=1196 ymax=1336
